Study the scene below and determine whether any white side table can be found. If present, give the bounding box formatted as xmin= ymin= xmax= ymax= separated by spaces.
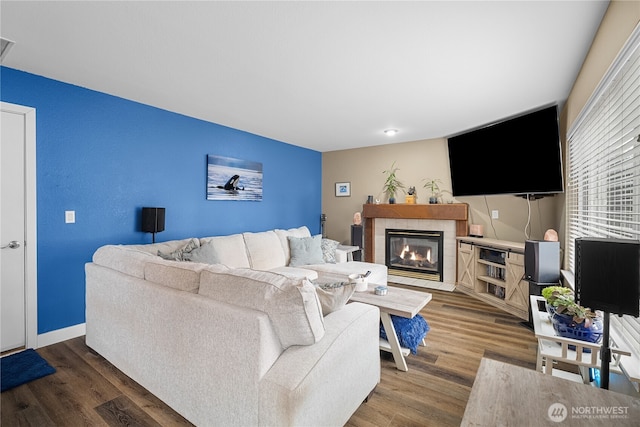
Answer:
xmin=530 ymin=295 xmax=631 ymax=383
xmin=337 ymin=245 xmax=360 ymax=261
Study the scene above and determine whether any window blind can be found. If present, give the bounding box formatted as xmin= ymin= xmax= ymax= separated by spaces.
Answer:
xmin=566 ymin=25 xmax=640 ymax=359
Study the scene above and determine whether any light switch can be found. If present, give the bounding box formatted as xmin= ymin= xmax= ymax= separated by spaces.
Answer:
xmin=491 ymin=210 xmax=499 ymax=219
xmin=65 ymin=210 xmax=75 ymax=224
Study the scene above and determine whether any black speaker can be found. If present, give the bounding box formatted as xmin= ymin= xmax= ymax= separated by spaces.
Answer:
xmin=142 ymin=207 xmax=165 ymax=233
xmin=576 ymin=237 xmax=640 ymax=316
xmin=351 ymin=225 xmax=363 ymax=261
xmin=524 ymin=240 xmax=560 ymax=284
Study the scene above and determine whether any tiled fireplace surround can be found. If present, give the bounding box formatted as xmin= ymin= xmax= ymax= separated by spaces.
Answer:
xmin=362 ymin=204 xmax=469 ymax=291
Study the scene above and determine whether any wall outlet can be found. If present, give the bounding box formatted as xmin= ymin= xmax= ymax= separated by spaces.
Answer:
xmin=491 ymin=210 xmax=499 ymax=219
xmin=65 ymin=210 xmax=75 ymax=224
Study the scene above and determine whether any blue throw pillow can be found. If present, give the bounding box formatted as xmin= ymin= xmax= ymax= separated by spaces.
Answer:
xmin=288 ymin=235 xmax=325 ymax=266
xmin=380 ymin=314 xmax=430 ymax=355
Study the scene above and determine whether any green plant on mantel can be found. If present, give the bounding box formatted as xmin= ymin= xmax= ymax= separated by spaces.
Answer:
xmin=382 ymin=161 xmax=405 ymax=204
xmin=422 ymin=178 xmax=443 ymax=203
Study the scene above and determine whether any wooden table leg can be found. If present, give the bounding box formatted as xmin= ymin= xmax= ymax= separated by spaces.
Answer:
xmin=380 ymin=311 xmax=408 ymax=372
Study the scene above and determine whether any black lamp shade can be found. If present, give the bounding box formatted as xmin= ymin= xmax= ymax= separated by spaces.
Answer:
xmin=141 ymin=207 xmax=165 ymax=233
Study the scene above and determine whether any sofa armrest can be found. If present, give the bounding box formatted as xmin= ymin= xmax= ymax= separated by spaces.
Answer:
xmin=259 ymin=302 xmax=380 ymax=426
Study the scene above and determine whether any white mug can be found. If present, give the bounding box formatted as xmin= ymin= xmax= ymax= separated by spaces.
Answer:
xmin=348 ymin=273 xmax=368 ymax=292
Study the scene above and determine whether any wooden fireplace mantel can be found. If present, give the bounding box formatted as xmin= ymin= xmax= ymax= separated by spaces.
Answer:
xmin=362 ymin=203 xmax=469 ymax=262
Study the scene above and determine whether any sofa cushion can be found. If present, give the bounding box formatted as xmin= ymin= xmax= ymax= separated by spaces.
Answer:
xmin=143 ymin=259 xmax=214 ymax=293
xmin=199 ymin=234 xmax=250 ymax=268
xmin=321 ymin=238 xmax=340 ymax=263
xmin=314 ymin=281 xmax=356 ymax=316
xmin=157 ymin=238 xmax=200 ymax=261
xmin=288 ymin=235 xmax=325 ymax=267
xmin=275 ymin=226 xmax=312 ymax=265
xmin=243 ymin=231 xmax=286 ymax=270
xmin=92 ymin=245 xmax=157 ymax=278
xmin=268 ymin=266 xmax=319 ymax=281
xmin=199 ymin=268 xmax=325 ymax=348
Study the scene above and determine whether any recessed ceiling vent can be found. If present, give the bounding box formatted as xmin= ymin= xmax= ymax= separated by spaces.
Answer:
xmin=1 ymin=38 xmax=15 ymax=62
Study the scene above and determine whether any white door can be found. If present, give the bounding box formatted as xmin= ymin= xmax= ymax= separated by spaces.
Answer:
xmin=1 ymin=103 xmax=36 ymax=352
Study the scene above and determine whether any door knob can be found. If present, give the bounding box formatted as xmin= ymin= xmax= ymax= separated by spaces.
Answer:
xmin=1 ymin=241 xmax=21 ymax=249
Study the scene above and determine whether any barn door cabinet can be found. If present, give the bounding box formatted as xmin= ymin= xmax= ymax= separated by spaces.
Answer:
xmin=456 ymin=237 xmax=529 ymax=320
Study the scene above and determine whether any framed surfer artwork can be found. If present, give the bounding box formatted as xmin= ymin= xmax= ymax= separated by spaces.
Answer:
xmin=206 ymin=155 xmax=263 ymax=201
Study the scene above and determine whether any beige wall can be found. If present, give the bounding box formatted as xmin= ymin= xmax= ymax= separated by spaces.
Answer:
xmin=564 ymin=1 xmax=640 ymax=130
xmin=558 ymin=0 xmax=639 ymax=262
xmin=322 ymin=138 xmax=559 ymax=245
xmin=323 ymin=1 xmax=640 ymax=251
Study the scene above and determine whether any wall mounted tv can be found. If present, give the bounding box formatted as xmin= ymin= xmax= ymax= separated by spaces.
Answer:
xmin=447 ymin=104 xmax=564 ymax=197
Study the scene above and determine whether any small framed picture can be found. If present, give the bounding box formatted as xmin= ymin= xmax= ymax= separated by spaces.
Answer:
xmin=335 ymin=182 xmax=351 ymax=197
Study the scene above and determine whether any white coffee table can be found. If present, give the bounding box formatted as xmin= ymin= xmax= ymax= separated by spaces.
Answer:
xmin=462 ymin=358 xmax=640 ymax=426
xmin=350 ymin=284 xmax=432 ymax=371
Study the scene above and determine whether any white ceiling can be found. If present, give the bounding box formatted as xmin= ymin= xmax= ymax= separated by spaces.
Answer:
xmin=0 ymin=1 xmax=609 ymax=152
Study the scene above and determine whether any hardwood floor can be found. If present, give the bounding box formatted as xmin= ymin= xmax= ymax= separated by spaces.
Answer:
xmin=2 ymin=288 xmax=539 ymax=426
xmin=346 ymin=287 xmax=538 ymax=427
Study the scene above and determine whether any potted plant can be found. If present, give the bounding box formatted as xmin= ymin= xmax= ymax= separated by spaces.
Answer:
xmin=541 ymin=286 xmax=603 ymax=344
xmin=541 ymin=286 xmax=574 ymax=315
xmin=382 ymin=161 xmax=405 ymax=204
xmin=422 ymin=178 xmax=443 ymax=204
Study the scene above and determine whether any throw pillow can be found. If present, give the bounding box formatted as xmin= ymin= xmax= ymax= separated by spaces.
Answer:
xmin=157 ymin=238 xmax=199 ymax=261
xmin=183 ymin=242 xmax=221 ymax=265
xmin=321 ymin=238 xmax=340 ymax=263
xmin=274 ymin=226 xmax=312 ymax=264
xmin=313 ymin=280 xmax=356 ymax=316
xmin=288 ymin=234 xmax=325 ymax=267
xmin=199 ymin=268 xmax=325 ymax=348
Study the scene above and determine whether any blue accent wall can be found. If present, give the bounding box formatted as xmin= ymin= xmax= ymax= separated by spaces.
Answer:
xmin=1 ymin=67 xmax=322 ymax=334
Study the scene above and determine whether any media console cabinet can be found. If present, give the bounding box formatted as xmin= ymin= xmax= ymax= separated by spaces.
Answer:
xmin=455 ymin=237 xmax=529 ymax=320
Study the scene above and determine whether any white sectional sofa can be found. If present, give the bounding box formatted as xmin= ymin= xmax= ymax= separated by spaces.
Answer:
xmin=85 ymin=226 xmax=386 ymax=426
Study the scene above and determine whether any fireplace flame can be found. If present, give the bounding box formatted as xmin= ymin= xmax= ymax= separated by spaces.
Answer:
xmin=398 ymin=245 xmax=433 ymax=264
xmin=399 ymin=245 xmax=409 ymax=260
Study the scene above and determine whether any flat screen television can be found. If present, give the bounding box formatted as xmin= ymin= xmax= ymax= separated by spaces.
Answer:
xmin=447 ymin=105 xmax=564 ymax=197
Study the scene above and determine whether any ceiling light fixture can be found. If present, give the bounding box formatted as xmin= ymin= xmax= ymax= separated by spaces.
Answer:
xmin=384 ymin=129 xmax=398 ymax=136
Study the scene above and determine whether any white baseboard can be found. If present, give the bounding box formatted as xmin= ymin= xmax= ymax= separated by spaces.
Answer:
xmin=37 ymin=323 xmax=86 ymax=348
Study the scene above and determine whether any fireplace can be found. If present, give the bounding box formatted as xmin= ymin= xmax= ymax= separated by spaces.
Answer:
xmin=385 ymin=229 xmax=444 ymax=281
